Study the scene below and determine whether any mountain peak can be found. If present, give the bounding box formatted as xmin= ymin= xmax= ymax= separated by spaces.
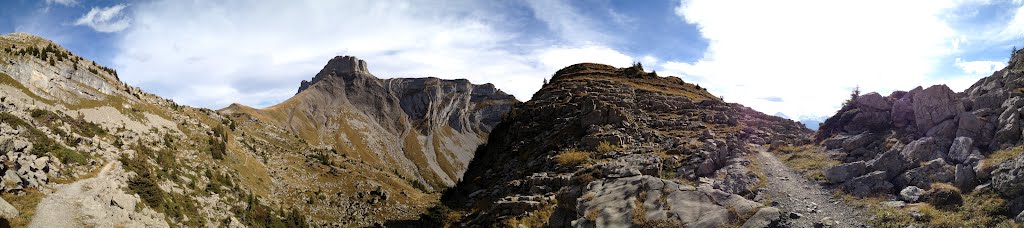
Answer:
xmin=297 ymin=55 xmax=372 ymax=94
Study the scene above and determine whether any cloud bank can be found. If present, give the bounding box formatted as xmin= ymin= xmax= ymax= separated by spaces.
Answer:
xmin=74 ymin=4 xmax=131 ymax=33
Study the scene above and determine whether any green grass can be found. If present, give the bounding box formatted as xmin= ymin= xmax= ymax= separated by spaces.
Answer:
xmin=0 ymin=112 xmax=89 ymax=165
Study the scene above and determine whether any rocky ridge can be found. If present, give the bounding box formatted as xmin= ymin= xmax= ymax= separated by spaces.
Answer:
xmin=813 ymin=48 xmax=1024 ymax=225
xmin=420 ymin=63 xmax=810 ymax=227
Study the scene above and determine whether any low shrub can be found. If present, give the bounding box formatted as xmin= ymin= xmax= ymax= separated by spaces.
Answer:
xmin=555 ymin=148 xmax=592 ymax=167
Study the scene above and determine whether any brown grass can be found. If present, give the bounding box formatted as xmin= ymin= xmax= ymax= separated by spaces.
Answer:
xmin=596 ymin=141 xmax=622 ymax=153
xmin=980 ymin=146 xmax=1024 ymax=171
xmin=860 ymin=190 xmax=1017 ymax=228
xmin=774 ymin=145 xmax=839 ymax=181
xmin=555 ymin=148 xmax=592 ymax=167
xmin=4 ymin=190 xmax=45 ymax=227
xmin=502 ymin=203 xmax=556 ymax=227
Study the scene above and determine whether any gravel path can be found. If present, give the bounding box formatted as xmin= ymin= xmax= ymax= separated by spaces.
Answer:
xmin=752 ymin=145 xmax=869 ymax=227
xmin=27 ymin=162 xmax=114 ymax=228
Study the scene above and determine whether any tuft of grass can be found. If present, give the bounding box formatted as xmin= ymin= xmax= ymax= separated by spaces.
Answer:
xmin=3 ymin=190 xmax=45 ymax=227
xmin=980 ymin=146 xmax=1024 ymax=171
xmin=555 ymin=148 xmax=592 ymax=167
xmin=596 ymin=141 xmax=622 ymax=153
xmin=502 ymin=203 xmax=555 ymax=227
xmin=774 ymin=145 xmax=839 ymax=181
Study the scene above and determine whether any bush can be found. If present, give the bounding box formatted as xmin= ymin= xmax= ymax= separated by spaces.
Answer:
xmin=555 ymin=148 xmax=592 ymax=167
xmin=596 ymin=141 xmax=621 ymax=153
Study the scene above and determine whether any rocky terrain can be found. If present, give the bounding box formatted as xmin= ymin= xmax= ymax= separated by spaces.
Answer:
xmin=413 ymin=63 xmax=811 ymax=227
xmin=0 ymin=32 xmax=516 ymax=227
xmin=805 ymin=49 xmax=1024 ymax=226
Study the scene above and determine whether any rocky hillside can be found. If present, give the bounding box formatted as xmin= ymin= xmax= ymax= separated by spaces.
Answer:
xmin=220 ymin=56 xmax=517 ymax=192
xmin=0 ymin=33 xmax=515 ymax=227
xmin=418 ymin=63 xmax=810 ymax=227
xmin=809 ymin=49 xmax=1024 ymax=226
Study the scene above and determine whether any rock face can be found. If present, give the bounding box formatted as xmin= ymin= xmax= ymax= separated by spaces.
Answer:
xmin=221 ymin=56 xmax=518 ymax=190
xmin=811 ymin=48 xmax=1024 ymax=213
xmin=431 ymin=63 xmax=807 ymax=226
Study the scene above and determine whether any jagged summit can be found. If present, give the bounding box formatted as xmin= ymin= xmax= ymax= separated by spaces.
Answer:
xmin=297 ymin=55 xmax=371 ymax=94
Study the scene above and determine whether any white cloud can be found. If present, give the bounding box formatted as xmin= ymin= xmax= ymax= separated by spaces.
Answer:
xmin=74 ymin=4 xmax=131 ymax=33
xmin=955 ymin=58 xmax=1006 ymax=74
xmin=665 ymin=0 xmax=974 ymax=119
xmin=45 ymin=0 xmax=78 ymax=7
xmin=112 ymin=0 xmax=637 ymax=108
xmin=524 ymin=0 xmax=608 ymax=45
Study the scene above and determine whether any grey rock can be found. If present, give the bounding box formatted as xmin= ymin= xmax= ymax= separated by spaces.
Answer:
xmin=713 ymin=163 xmax=760 ymax=195
xmin=856 ymin=92 xmax=891 ymax=111
xmin=947 ymin=137 xmax=977 ymax=164
xmin=842 ymin=133 xmax=875 ymax=152
xmin=741 ymin=207 xmax=781 ymax=228
xmin=900 ymin=137 xmax=943 ymax=165
xmin=954 ymin=164 xmax=977 ymax=191
xmin=825 ymin=161 xmax=867 ymax=184
xmin=899 ymin=158 xmax=954 ymax=189
xmin=0 ymin=196 xmax=17 ymax=219
xmin=900 ymin=186 xmax=925 ymax=203
xmin=913 ymin=85 xmax=964 ymax=135
xmin=891 ymin=90 xmax=917 ymax=129
xmin=992 ymin=155 xmax=1024 ymax=197
xmin=843 ymin=171 xmax=893 ymax=197
xmin=926 ymin=119 xmax=958 ymax=144
xmin=868 ymin=146 xmax=908 ymax=179
xmin=881 ymin=201 xmax=906 ymax=208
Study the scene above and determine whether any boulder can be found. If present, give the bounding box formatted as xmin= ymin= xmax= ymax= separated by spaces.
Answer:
xmin=855 ymin=92 xmax=891 ymax=111
xmin=842 ymin=133 xmax=875 ymax=152
xmin=900 ymin=186 xmax=925 ymax=202
xmin=992 ymin=155 xmax=1024 ymax=197
xmin=868 ymin=146 xmax=908 ymax=179
xmin=0 ymin=196 xmax=17 ymax=220
xmin=975 ymin=90 xmax=1009 ymax=110
xmin=900 ymin=137 xmax=943 ymax=165
xmin=741 ymin=207 xmax=781 ymax=228
xmin=891 ymin=95 xmax=916 ymax=128
xmin=955 ymin=112 xmax=991 ymax=145
xmin=844 ymin=111 xmax=891 ymax=133
xmin=712 ymin=163 xmax=760 ymax=196
xmin=825 ymin=161 xmax=867 ymax=184
xmin=947 ymin=137 xmax=977 ymax=164
xmin=954 ymin=164 xmax=977 ymax=191
xmin=912 ymin=85 xmax=964 ymax=135
xmin=843 ymin=171 xmax=893 ymax=197
xmin=898 ymin=158 xmax=955 ymax=189
xmin=925 ymin=119 xmax=957 ymax=145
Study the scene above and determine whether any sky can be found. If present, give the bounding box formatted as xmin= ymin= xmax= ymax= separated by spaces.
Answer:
xmin=3 ymin=0 xmax=1024 ymax=126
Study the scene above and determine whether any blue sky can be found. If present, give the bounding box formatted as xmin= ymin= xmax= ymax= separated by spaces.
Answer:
xmin=2 ymin=0 xmax=1023 ymax=125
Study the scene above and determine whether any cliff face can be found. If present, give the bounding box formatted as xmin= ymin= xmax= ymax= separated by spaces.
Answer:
xmin=221 ymin=56 xmax=518 ymax=191
xmin=429 ymin=63 xmax=809 ymax=226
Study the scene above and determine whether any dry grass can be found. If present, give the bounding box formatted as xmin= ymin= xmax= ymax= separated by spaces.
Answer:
xmin=773 ymin=145 xmax=839 ymax=181
xmin=745 ymin=154 xmax=770 ymax=193
xmin=596 ymin=141 xmax=622 ymax=153
xmin=4 ymin=190 xmax=46 ymax=227
xmin=980 ymin=146 xmax=1024 ymax=171
xmin=555 ymin=148 xmax=592 ymax=167
xmin=502 ymin=203 xmax=556 ymax=227
xmin=859 ymin=190 xmax=1017 ymax=228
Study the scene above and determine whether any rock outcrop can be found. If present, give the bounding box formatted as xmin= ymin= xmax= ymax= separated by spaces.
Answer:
xmin=428 ymin=63 xmax=807 ymax=227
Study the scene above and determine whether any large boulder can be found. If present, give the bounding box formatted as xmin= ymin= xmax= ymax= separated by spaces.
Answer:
xmin=825 ymin=161 xmax=867 ymax=184
xmin=912 ymin=85 xmax=964 ymax=135
xmin=892 ymin=86 xmax=922 ymax=129
xmin=868 ymin=146 xmax=908 ymax=179
xmin=955 ymin=112 xmax=993 ymax=146
xmin=856 ymin=92 xmax=891 ymax=111
xmin=947 ymin=137 xmax=977 ymax=164
xmin=844 ymin=111 xmax=891 ymax=133
xmin=842 ymin=133 xmax=876 ymax=152
xmin=992 ymin=155 xmax=1024 ymax=197
xmin=900 ymin=137 xmax=944 ymax=164
xmin=0 ymin=196 xmax=17 ymax=220
xmin=954 ymin=164 xmax=977 ymax=190
xmin=843 ymin=171 xmax=893 ymax=197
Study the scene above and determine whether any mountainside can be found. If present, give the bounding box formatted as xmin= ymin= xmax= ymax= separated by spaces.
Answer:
xmin=806 ymin=49 xmax=1024 ymax=226
xmin=220 ymin=56 xmax=518 ymax=192
xmin=419 ymin=63 xmax=810 ymax=226
xmin=0 ymin=33 xmax=515 ymax=227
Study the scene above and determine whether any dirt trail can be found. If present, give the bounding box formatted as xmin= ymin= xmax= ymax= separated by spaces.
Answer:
xmin=751 ymin=145 xmax=869 ymax=227
xmin=27 ymin=162 xmax=114 ymax=228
